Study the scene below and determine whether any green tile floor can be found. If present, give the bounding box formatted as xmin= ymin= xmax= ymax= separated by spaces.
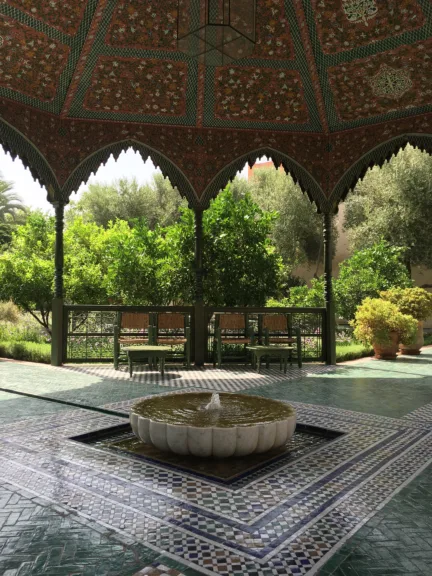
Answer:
xmin=0 ymin=351 xmax=431 ymax=575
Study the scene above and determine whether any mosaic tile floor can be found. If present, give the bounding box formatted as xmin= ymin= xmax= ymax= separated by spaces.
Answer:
xmin=0 ymin=351 xmax=431 ymax=575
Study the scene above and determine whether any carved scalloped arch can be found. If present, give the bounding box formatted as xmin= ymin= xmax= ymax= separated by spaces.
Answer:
xmin=0 ymin=117 xmax=60 ymax=202
xmin=200 ymin=147 xmax=326 ymax=212
xmin=60 ymin=139 xmax=199 ymax=207
xmin=329 ymin=133 xmax=432 ymax=210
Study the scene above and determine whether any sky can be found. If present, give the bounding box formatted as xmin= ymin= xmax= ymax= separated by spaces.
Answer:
xmin=0 ymin=147 xmax=250 ymax=213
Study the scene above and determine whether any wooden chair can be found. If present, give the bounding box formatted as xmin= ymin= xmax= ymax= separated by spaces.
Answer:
xmin=214 ymin=313 xmax=254 ymax=368
xmin=113 ymin=312 xmax=153 ymax=370
xmin=153 ymin=313 xmax=191 ymax=368
xmin=262 ymin=314 xmax=302 ymax=368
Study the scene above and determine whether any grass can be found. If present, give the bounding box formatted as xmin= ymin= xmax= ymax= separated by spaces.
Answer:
xmin=0 ymin=341 xmax=51 ymax=363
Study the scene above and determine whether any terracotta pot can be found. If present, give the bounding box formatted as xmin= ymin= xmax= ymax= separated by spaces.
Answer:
xmin=399 ymin=321 xmax=424 ymax=355
xmin=373 ymin=331 xmax=399 ymax=360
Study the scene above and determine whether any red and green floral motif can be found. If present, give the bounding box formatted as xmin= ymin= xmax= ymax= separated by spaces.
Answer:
xmin=253 ymin=0 xmax=294 ymax=60
xmin=106 ymin=0 xmax=178 ymax=50
xmin=328 ymin=38 xmax=432 ymax=122
xmin=6 ymin=0 xmax=89 ymax=36
xmin=0 ymin=15 xmax=70 ymax=102
xmin=214 ymin=67 xmax=308 ymax=124
xmin=313 ymin=0 xmax=425 ymax=54
xmin=83 ymin=56 xmax=188 ymax=116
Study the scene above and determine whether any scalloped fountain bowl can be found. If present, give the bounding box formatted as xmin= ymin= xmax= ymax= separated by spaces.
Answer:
xmin=129 ymin=392 xmax=296 ymax=458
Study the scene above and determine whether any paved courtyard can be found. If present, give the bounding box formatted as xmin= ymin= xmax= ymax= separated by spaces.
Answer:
xmin=0 ymin=351 xmax=431 ymax=576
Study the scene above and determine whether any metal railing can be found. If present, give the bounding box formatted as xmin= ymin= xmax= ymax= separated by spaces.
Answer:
xmin=63 ymin=304 xmax=326 ymax=364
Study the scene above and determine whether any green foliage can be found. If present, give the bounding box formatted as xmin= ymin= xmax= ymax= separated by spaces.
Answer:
xmin=0 ymin=212 xmax=55 ymax=332
xmin=334 ymin=240 xmax=412 ymax=320
xmin=351 ymin=298 xmax=417 ymax=347
xmin=380 ymin=287 xmax=432 ymax=322
xmin=0 ymin=175 xmax=27 ymax=245
xmin=230 ymin=169 xmax=338 ymax=281
xmin=286 ymin=277 xmax=325 ymax=308
xmin=344 ymin=145 xmax=432 ymax=272
xmin=335 ymin=343 xmax=373 ymax=362
xmin=201 ymin=188 xmax=282 ymax=306
xmin=66 ymin=175 xmax=187 ymax=229
xmin=0 ymin=340 xmax=51 ymax=363
xmin=101 ymin=219 xmax=170 ymax=305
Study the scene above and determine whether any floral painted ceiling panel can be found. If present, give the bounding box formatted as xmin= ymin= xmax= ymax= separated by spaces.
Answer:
xmin=313 ymin=0 xmax=425 ymax=55
xmin=0 ymin=0 xmax=430 ymax=133
xmin=6 ymin=0 xmax=89 ymax=36
xmin=0 ymin=14 xmax=70 ymax=101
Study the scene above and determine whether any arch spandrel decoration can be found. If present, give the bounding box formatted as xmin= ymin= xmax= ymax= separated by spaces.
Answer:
xmin=0 ymin=117 xmax=61 ymax=202
xmin=329 ymin=133 xmax=432 ymax=210
xmin=60 ymin=139 xmax=200 ymax=208
xmin=199 ymin=147 xmax=327 ymax=212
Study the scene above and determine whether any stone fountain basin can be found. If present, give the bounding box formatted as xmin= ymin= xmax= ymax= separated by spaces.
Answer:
xmin=129 ymin=392 xmax=296 ymax=458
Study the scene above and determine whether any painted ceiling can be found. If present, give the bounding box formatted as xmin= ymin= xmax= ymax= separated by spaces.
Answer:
xmin=0 ymin=0 xmax=431 ymax=208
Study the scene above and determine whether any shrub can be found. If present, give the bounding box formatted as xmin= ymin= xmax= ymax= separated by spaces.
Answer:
xmin=334 ymin=241 xmax=412 ymax=320
xmin=351 ymin=298 xmax=417 ymax=347
xmin=380 ymin=287 xmax=432 ymax=321
xmin=0 ymin=301 xmax=20 ymax=323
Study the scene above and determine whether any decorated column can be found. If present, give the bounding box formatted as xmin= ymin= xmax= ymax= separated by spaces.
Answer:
xmin=323 ymin=211 xmax=336 ymax=365
xmin=51 ymin=201 xmax=65 ymax=366
xmin=194 ymin=208 xmax=206 ymax=366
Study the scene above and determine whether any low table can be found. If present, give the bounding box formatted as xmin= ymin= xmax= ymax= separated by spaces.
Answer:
xmin=123 ymin=345 xmax=171 ymax=377
xmin=247 ymin=345 xmax=301 ymax=373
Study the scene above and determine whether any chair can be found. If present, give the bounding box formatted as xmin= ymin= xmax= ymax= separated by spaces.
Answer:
xmin=214 ymin=313 xmax=254 ymax=368
xmin=153 ymin=313 xmax=191 ymax=368
xmin=262 ymin=314 xmax=302 ymax=368
xmin=113 ymin=312 xmax=153 ymax=370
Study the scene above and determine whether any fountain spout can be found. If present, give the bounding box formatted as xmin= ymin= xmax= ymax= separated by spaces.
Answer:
xmin=204 ymin=393 xmax=221 ymax=411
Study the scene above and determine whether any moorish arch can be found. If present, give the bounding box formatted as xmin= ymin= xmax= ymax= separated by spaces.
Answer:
xmin=200 ymin=147 xmax=327 ymax=212
xmin=0 ymin=117 xmax=61 ymax=202
xmin=329 ymin=133 xmax=432 ymax=210
xmin=60 ymin=139 xmax=200 ymax=208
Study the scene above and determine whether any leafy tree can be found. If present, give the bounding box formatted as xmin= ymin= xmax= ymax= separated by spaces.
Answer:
xmin=66 ymin=175 xmax=187 ymax=229
xmin=0 ymin=212 xmax=55 ymax=332
xmin=0 ymin=213 xmax=109 ymax=333
xmin=201 ymin=188 xmax=282 ymax=306
xmin=334 ymin=240 xmax=413 ymax=320
xmin=230 ymin=169 xmax=337 ymax=287
xmin=101 ymin=220 xmax=171 ymax=305
xmin=0 ymin=175 xmax=27 ymax=245
xmin=343 ymin=145 xmax=432 ymax=274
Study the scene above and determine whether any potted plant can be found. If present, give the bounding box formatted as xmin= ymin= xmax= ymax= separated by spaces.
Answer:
xmin=380 ymin=287 xmax=432 ymax=355
xmin=351 ymin=298 xmax=417 ymax=360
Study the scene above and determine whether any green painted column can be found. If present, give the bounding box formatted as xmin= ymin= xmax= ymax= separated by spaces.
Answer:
xmin=194 ymin=208 xmax=206 ymax=366
xmin=323 ymin=211 xmax=336 ymax=365
xmin=51 ymin=201 xmax=65 ymax=367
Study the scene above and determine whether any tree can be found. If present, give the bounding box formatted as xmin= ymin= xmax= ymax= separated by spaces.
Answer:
xmin=230 ymin=168 xmax=337 ymax=288
xmin=334 ymin=240 xmax=413 ymax=320
xmin=343 ymin=145 xmax=432 ymax=274
xmin=66 ymin=175 xmax=187 ymax=229
xmin=201 ymin=188 xmax=282 ymax=306
xmin=0 ymin=175 xmax=27 ymax=245
xmin=0 ymin=213 xmax=109 ymax=333
xmin=0 ymin=212 xmax=55 ymax=333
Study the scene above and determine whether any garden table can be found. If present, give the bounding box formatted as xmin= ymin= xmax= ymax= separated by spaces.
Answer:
xmin=247 ymin=345 xmax=301 ymax=373
xmin=123 ymin=345 xmax=171 ymax=377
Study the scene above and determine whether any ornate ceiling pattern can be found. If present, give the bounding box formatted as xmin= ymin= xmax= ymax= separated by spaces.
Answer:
xmin=0 ymin=0 xmax=430 ymax=210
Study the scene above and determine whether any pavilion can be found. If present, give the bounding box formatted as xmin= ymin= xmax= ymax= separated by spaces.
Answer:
xmin=0 ymin=0 xmax=431 ymax=367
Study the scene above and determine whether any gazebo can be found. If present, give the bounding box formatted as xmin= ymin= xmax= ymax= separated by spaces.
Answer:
xmin=0 ymin=0 xmax=431 ymax=367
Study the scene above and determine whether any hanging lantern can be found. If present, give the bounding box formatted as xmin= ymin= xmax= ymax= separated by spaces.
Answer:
xmin=177 ymin=0 xmax=256 ymax=66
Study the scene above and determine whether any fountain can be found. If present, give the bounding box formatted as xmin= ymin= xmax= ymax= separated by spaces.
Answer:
xmin=129 ymin=392 xmax=296 ymax=458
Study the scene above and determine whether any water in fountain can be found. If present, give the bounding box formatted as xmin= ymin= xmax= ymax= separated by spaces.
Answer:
xmin=204 ymin=393 xmax=221 ymax=411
